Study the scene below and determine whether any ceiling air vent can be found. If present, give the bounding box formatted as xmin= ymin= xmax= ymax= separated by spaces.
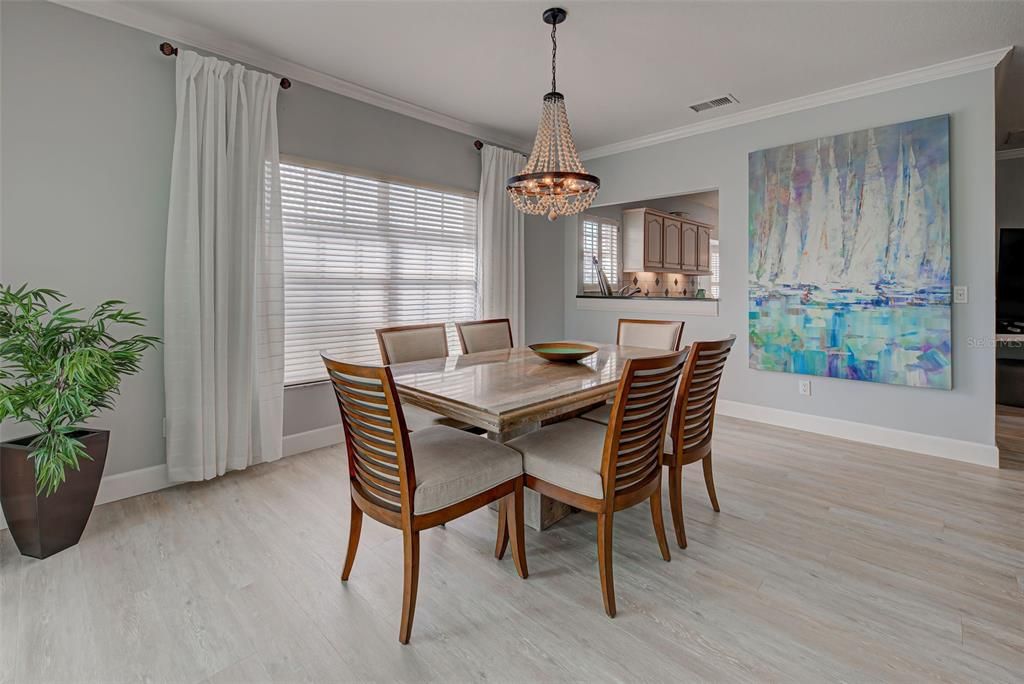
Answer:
xmin=689 ymin=94 xmax=739 ymax=113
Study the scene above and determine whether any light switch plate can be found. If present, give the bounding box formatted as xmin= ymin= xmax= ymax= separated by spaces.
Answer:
xmin=798 ymin=379 xmax=812 ymax=396
xmin=954 ymin=286 xmax=968 ymax=304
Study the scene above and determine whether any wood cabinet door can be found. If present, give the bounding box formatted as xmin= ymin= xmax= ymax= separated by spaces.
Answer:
xmin=681 ymin=223 xmax=699 ymax=270
xmin=697 ymin=226 xmax=711 ymax=271
xmin=662 ymin=217 xmax=682 ymax=270
xmin=645 ymin=213 xmax=664 ymax=269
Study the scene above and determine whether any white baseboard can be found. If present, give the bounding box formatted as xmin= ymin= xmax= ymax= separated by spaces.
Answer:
xmin=283 ymin=424 xmax=343 ymax=457
xmin=1 ymin=428 xmax=345 ymax=531
xmin=0 ymin=463 xmax=174 ymax=532
xmin=716 ymin=399 xmax=1000 ymax=468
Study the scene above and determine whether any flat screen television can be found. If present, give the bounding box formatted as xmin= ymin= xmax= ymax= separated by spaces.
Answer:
xmin=998 ymin=229 xmax=1024 ymax=321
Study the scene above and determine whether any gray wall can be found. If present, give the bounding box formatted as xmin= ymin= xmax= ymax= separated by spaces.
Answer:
xmin=524 ymin=214 xmax=565 ymax=344
xmin=567 ymin=69 xmax=997 ymax=447
xmin=2 ymin=2 xmax=174 ymax=474
xmin=0 ymin=2 xmax=560 ymax=474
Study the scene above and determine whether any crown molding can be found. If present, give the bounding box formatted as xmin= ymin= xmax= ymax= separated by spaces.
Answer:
xmin=997 ymin=148 xmax=1024 ymax=161
xmin=53 ymin=1 xmax=528 ymax=151
xmin=580 ymin=46 xmax=1013 ymax=160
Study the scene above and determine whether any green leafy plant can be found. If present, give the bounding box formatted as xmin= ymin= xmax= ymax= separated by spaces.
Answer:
xmin=0 ymin=285 xmax=160 ymax=495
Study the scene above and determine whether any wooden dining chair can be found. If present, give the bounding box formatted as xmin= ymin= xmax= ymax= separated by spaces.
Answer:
xmin=616 ymin=318 xmax=684 ymax=351
xmin=455 ymin=318 xmax=514 ymax=354
xmin=580 ymin=318 xmax=685 ymax=425
xmin=323 ymin=355 xmax=528 ymax=644
xmin=663 ymin=335 xmax=735 ymax=549
xmin=498 ymin=351 xmax=685 ymax=617
xmin=375 ymin=322 xmax=471 ymax=432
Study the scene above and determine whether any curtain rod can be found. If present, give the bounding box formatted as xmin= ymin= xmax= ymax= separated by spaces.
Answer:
xmin=159 ymin=42 xmax=292 ymax=89
xmin=473 ymin=140 xmax=528 ymax=156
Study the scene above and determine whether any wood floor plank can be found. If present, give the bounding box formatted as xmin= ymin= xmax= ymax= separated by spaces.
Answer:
xmin=2 ymin=416 xmax=1022 ymax=682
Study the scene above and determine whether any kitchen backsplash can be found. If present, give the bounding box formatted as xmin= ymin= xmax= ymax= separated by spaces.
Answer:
xmin=623 ymin=271 xmax=714 ymax=298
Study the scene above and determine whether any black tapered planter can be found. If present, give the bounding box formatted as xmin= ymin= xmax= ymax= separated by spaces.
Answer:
xmin=1 ymin=429 xmax=109 ymax=559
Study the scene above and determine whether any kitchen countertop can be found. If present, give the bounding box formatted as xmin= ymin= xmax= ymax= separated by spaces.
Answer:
xmin=576 ymin=293 xmax=719 ymax=302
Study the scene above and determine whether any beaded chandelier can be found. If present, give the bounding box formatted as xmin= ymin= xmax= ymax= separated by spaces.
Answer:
xmin=506 ymin=8 xmax=599 ymax=221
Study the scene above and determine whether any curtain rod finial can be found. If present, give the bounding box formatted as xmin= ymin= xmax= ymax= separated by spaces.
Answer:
xmin=474 ymin=140 xmax=484 ymax=150
xmin=159 ymin=42 xmax=177 ymax=56
xmin=280 ymin=78 xmax=292 ymax=90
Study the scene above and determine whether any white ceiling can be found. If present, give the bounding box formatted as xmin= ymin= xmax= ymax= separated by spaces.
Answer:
xmin=76 ymin=1 xmax=1024 ymax=153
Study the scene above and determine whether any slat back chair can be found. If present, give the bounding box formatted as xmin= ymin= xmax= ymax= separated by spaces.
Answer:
xmin=507 ymin=351 xmax=685 ymax=617
xmin=616 ymin=318 xmax=684 ymax=351
xmin=580 ymin=319 xmax=685 ymax=425
xmin=328 ymin=361 xmax=413 ymax=519
xmin=323 ymin=356 xmax=527 ymax=643
xmin=456 ymin=318 xmax=514 ymax=354
xmin=376 ymin=322 xmax=449 ymax=365
xmin=664 ymin=335 xmax=735 ymax=549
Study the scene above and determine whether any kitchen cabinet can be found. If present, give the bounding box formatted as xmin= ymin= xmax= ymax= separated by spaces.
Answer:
xmin=645 ymin=213 xmax=664 ymax=269
xmin=697 ymin=225 xmax=712 ymax=271
xmin=623 ymin=207 xmax=712 ymax=274
xmin=662 ymin=216 xmax=682 ymax=270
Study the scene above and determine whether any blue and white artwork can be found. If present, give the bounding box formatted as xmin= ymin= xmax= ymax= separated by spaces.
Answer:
xmin=748 ymin=115 xmax=951 ymax=389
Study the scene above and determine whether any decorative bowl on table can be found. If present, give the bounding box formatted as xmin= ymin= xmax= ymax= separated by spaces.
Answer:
xmin=528 ymin=342 xmax=598 ymax=363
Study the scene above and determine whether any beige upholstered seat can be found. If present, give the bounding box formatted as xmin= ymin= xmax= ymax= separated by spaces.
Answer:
xmin=456 ymin=318 xmax=514 ymax=354
xmin=410 ymin=426 xmax=523 ymax=514
xmin=616 ymin=319 xmax=683 ymax=350
xmin=506 ymin=419 xmax=607 ymax=497
xmin=376 ymin=322 xmax=471 ymax=431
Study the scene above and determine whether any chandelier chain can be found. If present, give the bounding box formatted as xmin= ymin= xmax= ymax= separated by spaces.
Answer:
xmin=551 ymin=21 xmax=557 ymax=93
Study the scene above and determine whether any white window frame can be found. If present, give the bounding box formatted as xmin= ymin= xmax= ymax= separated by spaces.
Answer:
xmin=710 ymin=238 xmax=720 ymax=299
xmin=281 ymin=155 xmax=479 ymax=386
xmin=578 ymin=215 xmax=622 ymax=293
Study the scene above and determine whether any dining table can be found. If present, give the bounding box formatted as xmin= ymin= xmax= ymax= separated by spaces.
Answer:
xmin=389 ymin=342 xmax=681 ymax=531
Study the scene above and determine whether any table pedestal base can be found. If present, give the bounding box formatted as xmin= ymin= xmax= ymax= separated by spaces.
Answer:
xmin=488 ymin=490 xmax=571 ymax=531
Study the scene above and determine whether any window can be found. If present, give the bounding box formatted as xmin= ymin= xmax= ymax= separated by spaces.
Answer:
xmin=710 ymin=239 xmax=720 ymax=299
xmin=579 ymin=217 xmax=620 ymax=291
xmin=282 ymin=158 xmax=478 ymax=384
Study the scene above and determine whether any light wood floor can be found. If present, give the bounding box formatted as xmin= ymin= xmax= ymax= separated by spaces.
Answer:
xmin=2 ymin=416 xmax=1022 ymax=683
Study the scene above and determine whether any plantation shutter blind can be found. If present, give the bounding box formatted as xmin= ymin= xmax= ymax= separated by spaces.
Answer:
xmin=282 ymin=159 xmax=478 ymax=384
xmin=600 ymin=220 xmax=620 ymax=287
xmin=710 ymin=239 xmax=720 ymax=299
xmin=580 ymin=217 xmax=620 ymax=291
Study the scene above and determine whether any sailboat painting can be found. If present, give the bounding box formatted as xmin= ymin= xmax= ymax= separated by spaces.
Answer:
xmin=748 ymin=115 xmax=951 ymax=389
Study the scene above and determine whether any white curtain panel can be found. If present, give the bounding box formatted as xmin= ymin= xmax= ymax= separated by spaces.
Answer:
xmin=164 ymin=51 xmax=284 ymax=481
xmin=477 ymin=144 xmax=527 ymax=345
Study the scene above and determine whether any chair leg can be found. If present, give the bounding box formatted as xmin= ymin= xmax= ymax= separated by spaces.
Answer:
xmin=668 ymin=464 xmax=687 ymax=549
xmin=341 ymin=497 xmax=363 ymax=581
xmin=399 ymin=530 xmax=420 ymax=645
xmin=507 ymin=479 xmax=529 ymax=579
xmin=597 ymin=512 xmax=616 ymax=618
xmin=494 ymin=497 xmax=509 ymax=560
xmin=650 ymin=487 xmax=671 ymax=562
xmin=703 ymin=455 xmax=721 ymax=512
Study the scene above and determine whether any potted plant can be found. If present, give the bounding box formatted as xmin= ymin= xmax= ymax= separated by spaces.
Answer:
xmin=0 ymin=285 xmax=159 ymax=559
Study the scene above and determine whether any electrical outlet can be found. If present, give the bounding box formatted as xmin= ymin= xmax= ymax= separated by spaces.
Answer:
xmin=953 ymin=286 xmax=968 ymax=304
xmin=798 ymin=379 xmax=812 ymax=396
